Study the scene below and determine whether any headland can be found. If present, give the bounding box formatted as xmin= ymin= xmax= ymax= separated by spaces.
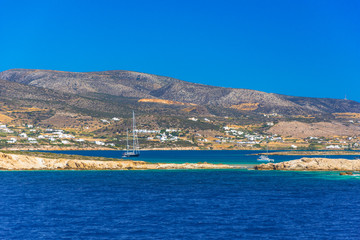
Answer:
xmin=0 ymin=152 xmax=240 ymax=170
xmin=255 ymin=157 xmax=360 ymax=171
xmin=254 ymin=151 xmax=360 ymax=156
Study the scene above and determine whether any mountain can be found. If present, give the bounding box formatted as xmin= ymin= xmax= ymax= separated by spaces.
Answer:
xmin=0 ymin=72 xmax=218 ymax=132
xmin=2 ymin=68 xmax=360 ymax=116
xmin=1 ymin=68 xmax=360 ymax=140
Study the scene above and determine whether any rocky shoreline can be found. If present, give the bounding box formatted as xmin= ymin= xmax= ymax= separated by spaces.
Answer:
xmin=0 ymin=152 xmax=239 ymax=170
xmin=254 ymin=151 xmax=360 ymax=156
xmin=255 ymin=157 xmax=360 ymax=171
xmin=3 ymin=152 xmax=359 ymax=172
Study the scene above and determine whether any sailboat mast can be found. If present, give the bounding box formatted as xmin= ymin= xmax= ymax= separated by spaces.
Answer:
xmin=132 ymin=111 xmax=135 ymax=153
xmin=126 ymin=129 xmax=129 ymax=153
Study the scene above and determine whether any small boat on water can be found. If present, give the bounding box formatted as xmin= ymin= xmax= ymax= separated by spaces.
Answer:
xmin=257 ymin=140 xmax=274 ymax=162
xmin=257 ymin=155 xmax=274 ymax=162
xmin=123 ymin=111 xmax=140 ymax=158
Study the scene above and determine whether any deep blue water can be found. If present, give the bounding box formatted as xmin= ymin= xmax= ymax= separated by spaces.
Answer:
xmin=1 ymin=151 xmax=360 ymax=239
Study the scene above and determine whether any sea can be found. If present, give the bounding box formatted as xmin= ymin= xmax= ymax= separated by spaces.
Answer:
xmin=1 ymin=150 xmax=360 ymax=239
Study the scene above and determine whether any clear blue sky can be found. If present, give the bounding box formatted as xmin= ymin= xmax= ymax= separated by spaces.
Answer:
xmin=1 ymin=0 xmax=359 ymax=101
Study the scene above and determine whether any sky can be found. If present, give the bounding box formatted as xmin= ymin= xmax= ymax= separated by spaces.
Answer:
xmin=0 ymin=0 xmax=359 ymax=101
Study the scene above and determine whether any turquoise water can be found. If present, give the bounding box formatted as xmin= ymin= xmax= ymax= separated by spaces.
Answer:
xmin=41 ymin=149 xmax=360 ymax=164
xmin=1 ymin=150 xmax=360 ymax=239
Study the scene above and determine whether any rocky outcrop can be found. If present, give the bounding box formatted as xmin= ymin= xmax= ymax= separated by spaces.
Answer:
xmin=230 ymin=103 xmax=259 ymax=111
xmin=255 ymin=158 xmax=360 ymax=171
xmin=138 ymin=98 xmax=196 ymax=106
xmin=255 ymin=151 xmax=360 ymax=156
xmin=0 ymin=152 xmax=237 ymax=170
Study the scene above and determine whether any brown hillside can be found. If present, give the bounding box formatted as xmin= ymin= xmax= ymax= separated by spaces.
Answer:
xmin=2 ymin=69 xmax=360 ymax=115
xmin=267 ymin=121 xmax=360 ymax=138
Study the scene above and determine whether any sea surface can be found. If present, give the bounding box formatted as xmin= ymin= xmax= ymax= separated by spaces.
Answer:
xmin=1 ymin=150 xmax=360 ymax=239
xmin=40 ymin=149 xmax=360 ymax=165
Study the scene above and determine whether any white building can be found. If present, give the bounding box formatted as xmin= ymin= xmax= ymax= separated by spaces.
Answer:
xmin=58 ymin=134 xmax=75 ymax=139
xmin=19 ymin=133 xmax=28 ymax=138
xmin=188 ymin=117 xmax=198 ymax=121
xmin=166 ymin=129 xmax=179 ymax=132
xmin=326 ymin=145 xmax=341 ymax=149
xmin=7 ymin=138 xmax=17 ymax=144
xmin=95 ymin=141 xmax=105 ymax=146
xmin=136 ymin=129 xmax=160 ymax=133
xmin=1 ymin=128 xmax=14 ymax=133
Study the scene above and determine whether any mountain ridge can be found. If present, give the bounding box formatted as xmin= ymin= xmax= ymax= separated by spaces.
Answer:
xmin=0 ymin=68 xmax=360 ymax=117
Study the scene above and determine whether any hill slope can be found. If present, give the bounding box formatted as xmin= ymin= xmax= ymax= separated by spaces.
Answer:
xmin=2 ymin=69 xmax=360 ymax=116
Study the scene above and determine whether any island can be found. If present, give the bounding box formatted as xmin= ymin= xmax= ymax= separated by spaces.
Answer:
xmin=255 ymin=157 xmax=360 ymax=171
xmin=253 ymin=151 xmax=360 ymax=156
xmin=0 ymin=152 xmax=240 ymax=170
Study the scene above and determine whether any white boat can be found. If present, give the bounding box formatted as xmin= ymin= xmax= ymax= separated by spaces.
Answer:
xmin=257 ymin=155 xmax=274 ymax=162
xmin=123 ymin=111 xmax=140 ymax=157
xmin=257 ymin=139 xmax=274 ymax=162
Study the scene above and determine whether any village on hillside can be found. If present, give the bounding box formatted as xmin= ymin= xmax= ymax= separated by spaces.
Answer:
xmin=0 ymin=113 xmax=359 ymax=151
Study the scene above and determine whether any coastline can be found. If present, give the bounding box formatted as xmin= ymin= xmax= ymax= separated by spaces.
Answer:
xmin=253 ymin=150 xmax=360 ymax=156
xmin=4 ymin=146 xmax=360 ymax=153
xmin=0 ymin=152 xmax=243 ymax=171
xmin=255 ymin=157 xmax=360 ymax=171
xmin=1 ymin=150 xmax=360 ymax=172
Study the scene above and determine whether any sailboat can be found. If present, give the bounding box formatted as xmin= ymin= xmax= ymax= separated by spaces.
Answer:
xmin=257 ymin=139 xmax=274 ymax=162
xmin=122 ymin=111 xmax=140 ymax=157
